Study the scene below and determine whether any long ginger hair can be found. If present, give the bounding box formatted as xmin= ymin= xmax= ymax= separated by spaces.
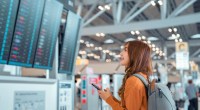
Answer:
xmin=118 ymin=40 xmax=153 ymax=98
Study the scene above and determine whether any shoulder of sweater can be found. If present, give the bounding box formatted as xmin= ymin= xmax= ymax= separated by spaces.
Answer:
xmin=126 ymin=73 xmax=147 ymax=88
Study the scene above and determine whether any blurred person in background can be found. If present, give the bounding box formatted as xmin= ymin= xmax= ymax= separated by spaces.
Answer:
xmin=185 ymin=79 xmax=198 ymax=110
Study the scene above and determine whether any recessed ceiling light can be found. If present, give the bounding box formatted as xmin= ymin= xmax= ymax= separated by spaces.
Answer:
xmin=124 ymin=38 xmax=135 ymax=42
xmin=191 ymin=34 xmax=200 ymax=39
xmin=104 ymin=39 xmax=114 ymax=43
xmin=148 ymin=36 xmax=158 ymax=41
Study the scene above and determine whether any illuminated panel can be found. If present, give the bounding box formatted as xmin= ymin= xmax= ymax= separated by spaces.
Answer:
xmin=0 ymin=0 xmax=19 ymax=64
xmin=8 ymin=0 xmax=45 ymax=67
xmin=33 ymin=0 xmax=63 ymax=69
xmin=58 ymin=11 xmax=81 ymax=74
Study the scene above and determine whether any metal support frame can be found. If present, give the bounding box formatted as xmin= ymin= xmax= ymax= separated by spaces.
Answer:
xmin=124 ymin=1 xmax=152 ymax=23
xmin=81 ymin=13 xmax=200 ymax=35
xmin=112 ymin=0 xmax=117 ymax=24
xmin=191 ymin=48 xmax=200 ymax=57
xmin=83 ymin=4 xmax=112 ymax=27
xmin=161 ymin=0 xmax=167 ymax=19
xmin=77 ymin=4 xmax=83 ymax=16
xmin=83 ymin=2 xmax=98 ymax=21
xmin=121 ymin=0 xmax=142 ymax=23
xmin=116 ymin=0 xmax=123 ymax=23
xmin=83 ymin=10 xmax=106 ymax=27
xmin=168 ymin=0 xmax=197 ymax=18
xmin=168 ymin=52 xmax=175 ymax=58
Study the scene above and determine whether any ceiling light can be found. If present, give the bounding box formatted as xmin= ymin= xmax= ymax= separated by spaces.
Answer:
xmin=152 ymin=44 xmax=155 ymax=48
xmin=98 ymin=6 xmax=104 ymax=10
xmin=179 ymin=39 xmax=182 ymax=42
xmin=162 ymin=53 xmax=165 ymax=56
xmin=95 ymin=47 xmax=98 ymax=50
xmin=168 ymin=28 xmax=172 ymax=32
xmin=131 ymin=31 xmax=135 ymax=35
xmin=156 ymin=48 xmax=159 ymax=51
xmin=104 ymin=5 xmax=110 ymax=10
xmin=138 ymin=36 xmax=142 ymax=40
xmin=86 ymin=44 xmax=90 ymax=47
xmin=96 ymin=33 xmax=100 ymax=37
xmin=105 ymin=50 xmax=110 ymax=53
xmin=98 ymin=47 xmax=102 ymax=50
xmin=142 ymin=36 xmax=146 ymax=39
xmin=158 ymin=0 xmax=163 ymax=5
xmin=172 ymin=34 xmax=176 ymax=38
xmin=100 ymin=33 xmax=105 ymax=37
xmin=177 ymin=34 xmax=180 ymax=37
xmin=151 ymin=1 xmax=156 ymax=6
xmin=104 ymin=39 xmax=114 ymax=43
xmin=147 ymin=40 xmax=151 ymax=44
xmin=152 ymin=48 xmax=156 ymax=51
xmin=121 ymin=45 xmax=124 ymax=49
xmin=148 ymin=36 xmax=158 ymax=41
xmin=103 ymin=50 xmax=106 ymax=53
xmin=80 ymin=39 xmax=84 ymax=43
xmin=175 ymin=39 xmax=178 ymax=42
xmin=191 ymin=34 xmax=200 ymax=39
xmin=156 ymin=51 xmax=159 ymax=54
xmin=124 ymin=38 xmax=135 ymax=42
xmin=135 ymin=30 xmax=140 ymax=35
xmin=90 ymin=43 xmax=94 ymax=47
xmin=173 ymin=28 xmax=177 ymax=32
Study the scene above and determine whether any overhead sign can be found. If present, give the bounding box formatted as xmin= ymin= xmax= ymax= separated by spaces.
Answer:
xmin=176 ymin=42 xmax=189 ymax=70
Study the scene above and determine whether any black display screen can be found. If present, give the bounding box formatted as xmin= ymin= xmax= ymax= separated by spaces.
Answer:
xmin=8 ymin=0 xmax=45 ymax=67
xmin=33 ymin=0 xmax=63 ymax=69
xmin=58 ymin=11 xmax=81 ymax=74
xmin=0 ymin=0 xmax=19 ymax=64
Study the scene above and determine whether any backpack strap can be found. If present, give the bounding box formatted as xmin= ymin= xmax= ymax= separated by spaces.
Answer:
xmin=132 ymin=74 xmax=148 ymax=87
xmin=133 ymin=73 xmax=149 ymax=99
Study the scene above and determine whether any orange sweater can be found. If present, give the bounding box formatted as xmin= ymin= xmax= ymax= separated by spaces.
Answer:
xmin=106 ymin=73 xmax=147 ymax=110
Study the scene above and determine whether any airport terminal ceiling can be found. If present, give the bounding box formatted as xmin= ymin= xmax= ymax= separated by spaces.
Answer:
xmin=75 ymin=0 xmax=200 ymax=66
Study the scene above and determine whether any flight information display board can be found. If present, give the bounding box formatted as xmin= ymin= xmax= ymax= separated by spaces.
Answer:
xmin=8 ymin=0 xmax=45 ymax=67
xmin=0 ymin=0 xmax=19 ymax=64
xmin=33 ymin=0 xmax=63 ymax=69
xmin=58 ymin=11 xmax=81 ymax=74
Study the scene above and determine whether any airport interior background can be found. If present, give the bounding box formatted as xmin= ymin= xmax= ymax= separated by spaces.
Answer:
xmin=0 ymin=0 xmax=200 ymax=110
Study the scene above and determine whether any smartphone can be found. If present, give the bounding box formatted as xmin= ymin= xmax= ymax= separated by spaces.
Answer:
xmin=91 ymin=83 xmax=101 ymax=90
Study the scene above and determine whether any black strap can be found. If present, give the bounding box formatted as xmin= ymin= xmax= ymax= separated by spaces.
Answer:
xmin=132 ymin=74 xmax=149 ymax=100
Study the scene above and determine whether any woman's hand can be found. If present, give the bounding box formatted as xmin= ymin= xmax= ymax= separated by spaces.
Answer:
xmin=98 ymin=88 xmax=112 ymax=101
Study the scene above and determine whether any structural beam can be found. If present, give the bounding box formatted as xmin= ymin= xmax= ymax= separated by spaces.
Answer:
xmin=124 ymin=1 xmax=151 ymax=23
xmin=116 ymin=0 xmax=123 ymax=23
xmin=75 ymin=0 xmax=137 ymax=6
xmin=169 ymin=0 xmax=196 ymax=18
xmin=83 ymin=2 xmax=98 ymax=21
xmin=121 ymin=0 xmax=142 ymax=23
xmin=191 ymin=48 xmax=200 ymax=57
xmin=112 ymin=0 xmax=117 ymax=24
xmin=81 ymin=13 xmax=200 ymax=35
xmin=83 ymin=10 xmax=107 ymax=27
xmin=77 ymin=4 xmax=83 ymax=16
xmin=161 ymin=0 xmax=167 ymax=19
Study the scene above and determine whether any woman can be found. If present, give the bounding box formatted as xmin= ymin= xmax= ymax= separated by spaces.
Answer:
xmin=98 ymin=40 xmax=153 ymax=110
